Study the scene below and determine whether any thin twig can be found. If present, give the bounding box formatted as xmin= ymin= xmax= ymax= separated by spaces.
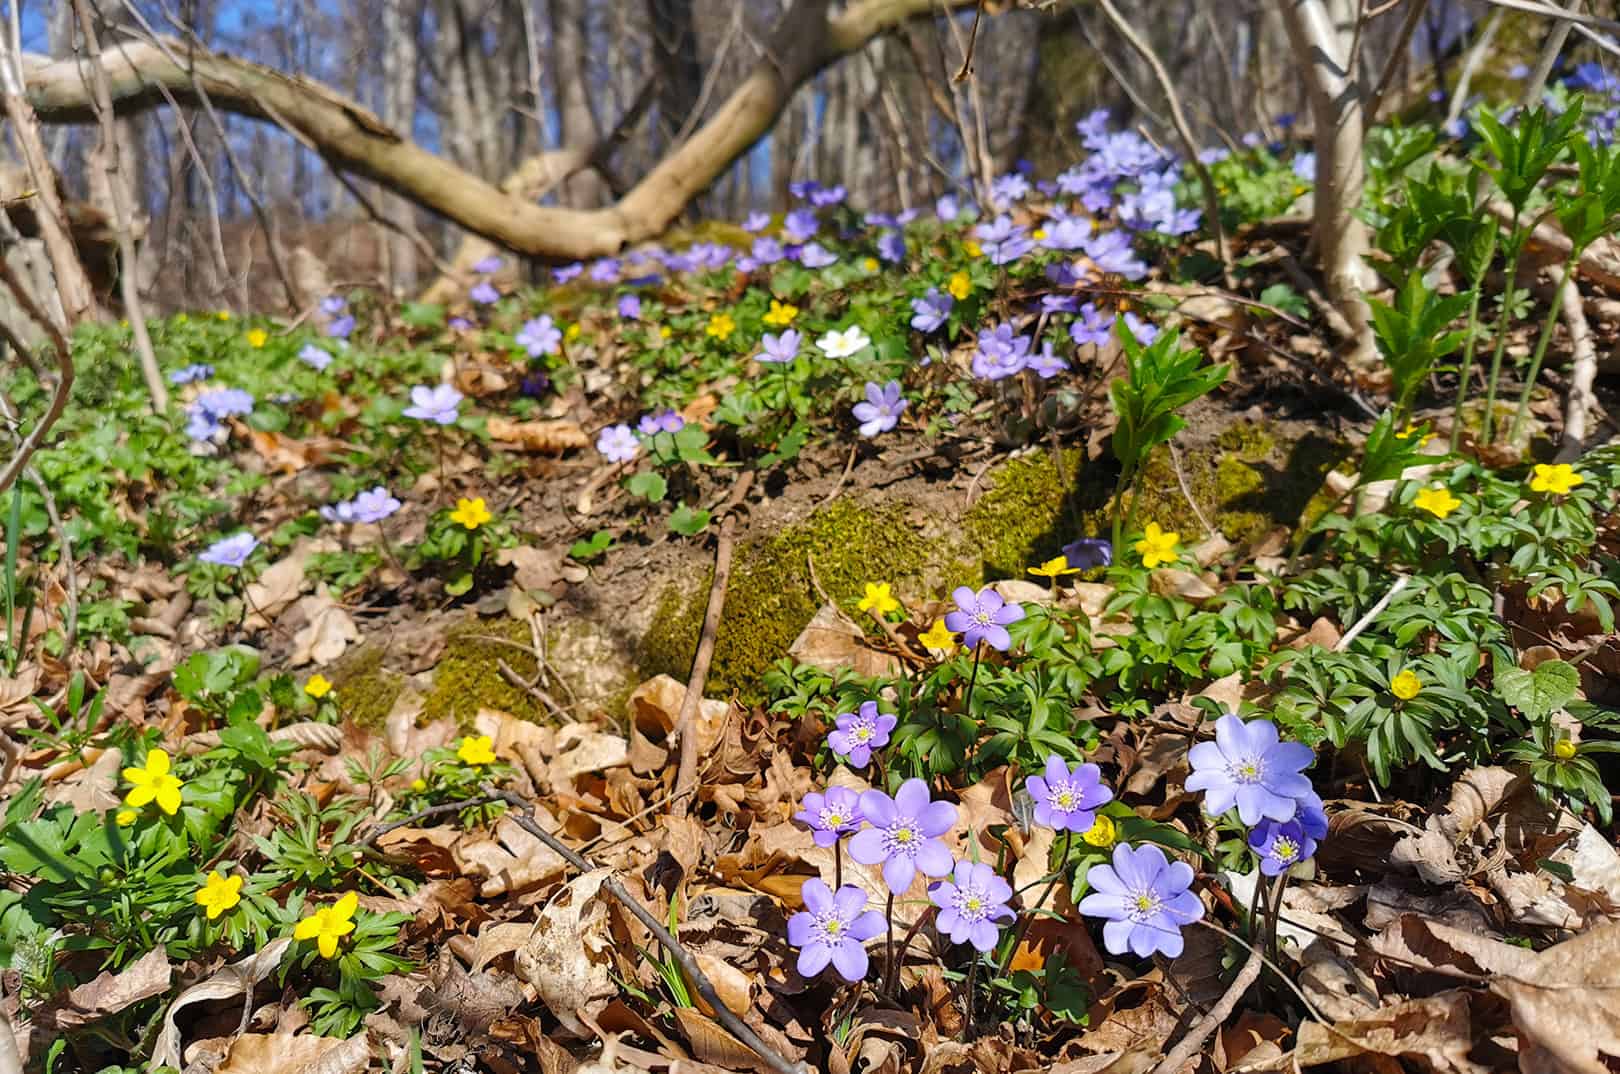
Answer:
xmin=357 ymin=795 xmax=494 ymax=850
xmin=673 ymin=512 xmax=739 ymax=809
xmin=1168 ymin=440 xmax=1215 ymax=537
xmin=1334 ymin=574 xmax=1411 ymax=651
xmin=489 ymin=789 xmax=809 ymax=1074
xmin=1148 ymin=938 xmax=1264 ymax=1074
xmin=0 ymin=259 xmax=73 ymax=497
xmin=496 ymin=657 xmax=571 ymax=721
xmin=1557 ymin=257 xmax=1599 ymax=461
xmin=1367 ymin=0 xmax=1433 ymax=122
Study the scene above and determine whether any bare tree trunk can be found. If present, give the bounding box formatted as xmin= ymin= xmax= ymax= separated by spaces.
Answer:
xmin=0 ymin=11 xmax=95 ymax=328
xmin=1278 ymin=0 xmax=1375 ymax=366
xmin=70 ymin=0 xmax=167 ymax=411
xmin=552 ymin=0 xmax=606 ymax=207
xmin=381 ymin=0 xmax=419 ymax=292
xmin=648 ymin=0 xmax=703 ymax=146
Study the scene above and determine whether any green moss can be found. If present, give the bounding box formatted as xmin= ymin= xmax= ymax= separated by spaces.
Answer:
xmin=963 ymin=449 xmax=1104 ymax=578
xmin=1217 ymin=421 xmax=1277 ymax=462
xmin=642 ymin=499 xmax=932 ymax=703
xmin=330 ymin=645 xmax=404 ymax=730
xmin=423 ymin=616 xmax=545 ymax=726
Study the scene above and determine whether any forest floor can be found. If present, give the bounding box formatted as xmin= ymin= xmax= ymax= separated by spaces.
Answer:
xmin=4 ymin=112 xmax=1620 ymax=1074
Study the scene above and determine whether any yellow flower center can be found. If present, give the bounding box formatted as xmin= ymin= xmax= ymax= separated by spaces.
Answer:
xmin=966 ymin=896 xmax=982 ymax=911
xmin=823 ymin=918 xmax=842 ymax=936
xmin=1273 ymin=837 xmax=1299 ymax=862
xmin=1056 ymin=790 xmax=1075 ymax=809
xmin=825 ymin=812 xmax=844 ymax=827
xmin=893 ymin=827 xmax=914 ymax=845
xmin=1134 ymin=894 xmax=1156 ymax=912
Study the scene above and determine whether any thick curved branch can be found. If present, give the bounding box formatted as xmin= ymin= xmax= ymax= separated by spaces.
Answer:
xmin=24 ymin=0 xmax=976 ymax=260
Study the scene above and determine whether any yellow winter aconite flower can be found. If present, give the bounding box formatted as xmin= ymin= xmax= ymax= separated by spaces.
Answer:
xmin=1391 ymin=669 xmax=1422 ymax=700
xmin=862 ymin=257 xmax=879 ymax=272
xmin=304 ymin=674 xmax=333 ymax=699
xmin=294 ymin=891 xmax=358 ymax=958
xmin=1028 ymin=556 xmax=1079 ymax=581
xmin=216 ymin=310 xmax=231 ymax=321
xmin=450 ymin=497 xmax=491 ymax=530
xmin=1082 ymin=814 xmax=1117 ymax=848
xmin=457 ymin=735 xmax=497 ymax=766
xmin=566 ymin=323 xmax=582 ymax=341
xmin=1134 ymin=523 xmax=1180 ymax=569
xmin=410 ymin=778 xmax=428 ymax=792
xmin=195 ymin=871 xmax=243 ymax=920
xmin=963 ymin=238 xmax=983 ymax=258
xmin=1393 ymin=423 xmax=1435 ymax=446
xmin=123 ymin=748 xmax=184 ymax=815
xmin=763 ymin=300 xmax=799 ymax=327
xmin=1529 ymin=463 xmax=1583 ymax=495
xmin=947 ymin=271 xmax=972 ymax=300
xmin=857 ymin=582 xmax=900 ymax=617
xmin=246 ymin=328 xmax=268 ymax=348
xmin=918 ymin=619 xmax=956 ymax=655
xmin=115 ymin=809 xmax=137 ymax=827
xmin=1412 ymin=485 xmax=1460 ymax=519
xmin=1032 ymin=228 xmax=1048 ymax=240
xmin=706 ymin=312 xmax=736 ymax=340
xmin=1554 ymin=739 xmax=1578 ymax=761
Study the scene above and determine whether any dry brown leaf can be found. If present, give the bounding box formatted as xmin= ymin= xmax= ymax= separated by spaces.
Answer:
xmin=1296 ymin=991 xmax=1490 ymax=1073
xmin=486 ymin=415 xmax=589 ymax=454
xmin=43 ymin=747 xmax=120 ymax=813
xmin=151 ymin=939 xmax=291 ymax=1070
xmin=38 ymin=946 xmax=171 ymax=1031
xmin=1492 ymin=920 xmax=1620 ymax=1074
xmin=786 ymin=603 xmax=900 ymax=678
xmin=496 ymin=545 xmax=568 ymax=595
xmin=1436 ymin=766 xmax=1524 ymax=844
xmin=545 ymin=724 xmax=629 ymax=790
xmin=212 ymin=1030 xmax=368 ymax=1074
xmin=1149 ymin=568 xmax=1217 ymax=603
xmin=452 ymin=812 xmax=569 ymax=897
xmin=468 ymin=921 xmax=536 ymax=972
xmin=690 ymin=953 xmax=754 ymax=1018
xmin=0 ymin=665 xmax=40 ymax=724
xmin=244 ymin=427 xmax=336 ymax=474
xmin=626 ymin=674 xmax=728 ymax=752
xmin=673 ymin=1007 xmax=765 ymax=1072
xmin=514 ymin=868 xmax=620 ymax=1037
xmin=289 ymin=591 xmax=359 ymax=666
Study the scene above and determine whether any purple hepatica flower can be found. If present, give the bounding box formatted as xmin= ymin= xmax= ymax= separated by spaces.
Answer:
xmin=199 ymin=532 xmax=258 ymax=569
xmin=827 ymin=700 xmax=897 ymax=767
xmin=596 ymin=423 xmax=640 ymax=463
xmin=552 ymin=262 xmax=584 ymax=284
xmin=930 ymin=861 xmax=1015 ymax=952
xmin=1249 ymin=818 xmax=1317 ymax=877
xmin=789 ymin=179 xmax=821 ymax=201
xmin=991 ymin=171 xmax=1032 ymax=208
xmin=1041 ymin=294 xmax=1079 ymax=315
xmin=852 ymin=380 xmax=906 ymax=438
xmin=750 ymin=237 xmax=786 ymax=264
xmin=864 ymin=212 xmax=898 ymax=229
xmin=169 ymin=363 xmax=213 ymax=385
xmin=637 ymin=409 xmax=684 ymax=435
xmin=403 ymin=383 xmax=463 ymax=425
xmin=1047 ymin=261 xmax=1082 ymax=288
xmin=1026 ymin=755 xmax=1113 ymax=833
xmin=471 ymin=255 xmax=503 ymax=274
xmin=809 ymin=185 xmax=847 ymax=207
xmin=1042 ymin=215 xmax=1093 ymax=251
xmin=469 ymin=281 xmax=500 ymax=305
xmin=298 ymin=345 xmax=332 ymax=372
xmin=325 ymin=314 xmax=355 ymax=340
xmin=185 ymin=409 xmax=222 ymax=441
xmin=971 ymin=323 xmax=1032 ymax=381
xmin=1292 ymin=152 xmax=1316 ymax=183
xmin=794 ymin=787 xmax=864 ymax=848
xmin=1508 ymin=62 xmax=1530 ymax=80
xmin=742 ymin=211 xmax=770 ymax=233
xmin=974 ymin=215 xmax=1035 ymax=265
xmin=589 ymin=258 xmax=621 ymax=284
xmin=196 ymin=387 xmax=254 ymax=419
xmin=850 ymin=778 xmax=958 ymax=895
xmin=319 ymin=295 xmax=347 ymax=316
xmin=1124 ymin=312 xmax=1159 ymax=345
xmin=618 ymin=294 xmax=642 ymax=320
xmin=1070 ymin=303 xmax=1117 ymax=347
xmin=935 ymin=194 xmax=960 ymax=221
xmin=1064 ymin=537 xmax=1113 ymax=570
xmin=788 ymin=879 xmax=885 ymax=982
xmin=734 ymin=256 xmax=760 ymax=274
xmin=350 ymin=486 xmax=402 ymax=524
xmin=783 ymin=209 xmax=819 ymax=244
xmin=877 ymin=230 xmax=907 ymax=264
xmin=910 ymin=289 xmax=953 ymax=333
xmin=1028 ymin=342 xmax=1067 ymax=380
xmin=448 ymin=316 xmax=472 ymax=331
xmin=1076 ymin=108 xmax=1112 ymax=144
xmin=759 ymin=329 xmax=801 ymax=365
xmin=1185 ymin=714 xmax=1315 ymax=825
xmin=798 ymin=242 xmax=837 ymax=268
xmin=944 ymin=585 xmax=1025 ymax=652
xmin=1079 ymin=843 xmax=1204 ymax=958
xmin=1295 ymin=789 xmax=1329 ymax=840
xmin=516 ymin=315 xmax=562 ymax=357
xmin=520 ymin=368 xmax=552 ymax=399
xmin=1198 ymin=146 xmax=1231 ymax=165
xmin=1083 ymin=230 xmax=1148 ymax=280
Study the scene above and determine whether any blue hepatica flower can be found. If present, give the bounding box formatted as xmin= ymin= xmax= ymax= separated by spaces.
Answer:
xmin=299 ymin=344 xmax=332 ymax=371
xmin=971 ymin=323 xmax=1032 ymax=381
xmin=798 ymin=242 xmax=837 ymax=268
xmin=1028 ymin=342 xmax=1067 ymax=379
xmin=794 ymin=787 xmax=864 ymax=848
xmin=595 ymin=423 xmax=639 ymax=463
xmin=758 ymin=330 xmax=801 ymax=365
xmin=468 ymin=281 xmax=500 ymax=305
xmin=1185 ymin=714 xmax=1315 ymax=825
xmin=827 ymin=700 xmax=896 ymax=767
xmin=516 ymin=316 xmax=562 ymax=357
xmin=930 ymin=861 xmax=1015 ymax=952
xmin=787 ymin=879 xmax=885 ymax=981
xmin=199 ymin=532 xmax=259 ymax=569
xmin=402 ymin=384 xmax=463 ymax=425
xmin=1078 ymin=842 xmax=1205 ymax=958
xmin=849 ymin=778 xmax=957 ymax=895
xmin=1249 ymin=818 xmax=1317 ymax=876
xmin=974 ymin=215 xmax=1035 ymax=265
xmin=909 ymin=289 xmax=953 ymax=333
xmin=852 ymin=380 xmax=906 ymax=438
xmin=1063 ymin=537 xmax=1113 ymax=570
xmin=1025 ymin=755 xmax=1112 ymax=833
xmin=169 ymin=363 xmax=213 ymax=385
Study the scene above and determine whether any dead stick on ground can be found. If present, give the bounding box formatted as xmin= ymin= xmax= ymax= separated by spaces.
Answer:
xmin=489 ymin=789 xmax=809 ymax=1074
xmin=673 ymin=509 xmax=741 ymax=809
xmin=1148 ymin=942 xmax=1264 ymax=1074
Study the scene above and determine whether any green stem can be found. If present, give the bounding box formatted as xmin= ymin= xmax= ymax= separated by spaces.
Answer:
xmin=963 ymin=643 xmax=984 ymax=720
xmin=995 ymin=830 xmax=1071 ymax=979
xmin=1481 ymin=227 xmax=1528 ymax=447
xmin=1450 ymin=277 xmax=1487 ymax=452
xmin=1510 ymin=256 xmax=1577 ymax=445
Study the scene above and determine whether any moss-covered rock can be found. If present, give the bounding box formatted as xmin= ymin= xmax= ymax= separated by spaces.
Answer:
xmin=330 ymin=645 xmax=405 ymax=729
xmin=423 ymin=616 xmax=544 ymax=726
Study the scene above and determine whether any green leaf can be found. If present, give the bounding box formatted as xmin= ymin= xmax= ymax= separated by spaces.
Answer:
xmin=568 ymin=529 xmax=614 ymax=562
xmin=668 ymin=505 xmax=711 ymax=536
xmin=444 ymin=572 xmax=474 ymax=596
xmin=1497 ymin=658 xmax=1580 ymax=719
xmin=400 ymin=303 xmax=445 ymax=328
xmin=624 ymin=471 xmax=668 ymax=503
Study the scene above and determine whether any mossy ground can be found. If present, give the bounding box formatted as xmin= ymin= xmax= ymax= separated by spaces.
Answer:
xmin=422 ymin=616 xmax=546 ymax=726
xmin=330 ymin=645 xmax=405 ymax=729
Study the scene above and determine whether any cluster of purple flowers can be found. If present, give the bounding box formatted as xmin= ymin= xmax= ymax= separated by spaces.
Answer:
xmin=636 ymin=409 xmax=684 ymax=436
xmin=320 ymin=295 xmax=354 ymax=339
xmin=971 ymin=323 xmax=1034 ymax=381
xmin=185 ymin=387 xmax=254 ymax=442
xmin=515 ymin=315 xmax=562 ymax=358
xmin=1185 ymin=713 xmax=1326 ymax=876
xmin=169 ymin=363 xmax=214 ymax=385
xmin=321 ymin=486 xmax=401 ymax=526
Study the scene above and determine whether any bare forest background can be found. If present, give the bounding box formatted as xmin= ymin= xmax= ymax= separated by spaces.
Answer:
xmin=4 ymin=0 xmax=1611 ymax=314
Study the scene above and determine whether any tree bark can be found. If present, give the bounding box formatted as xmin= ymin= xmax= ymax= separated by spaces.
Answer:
xmin=381 ymin=0 xmax=420 ymax=291
xmin=551 ymin=0 xmax=607 ymax=208
xmin=23 ymin=0 xmax=978 ymax=263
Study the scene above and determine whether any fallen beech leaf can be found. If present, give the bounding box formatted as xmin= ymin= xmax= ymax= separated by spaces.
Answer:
xmin=486 ymin=415 xmax=589 ymax=454
xmin=690 ymin=952 xmax=754 ymax=1018
xmin=453 ymin=813 xmax=569 ymax=897
xmin=0 ymin=665 xmax=40 ymax=724
xmin=1492 ymin=919 xmax=1620 ymax=1074
xmin=787 ymin=603 xmax=899 ymax=677
xmin=514 ymin=867 xmax=619 ymax=1037
xmin=244 ymin=538 xmax=337 ymax=627
xmin=468 ymin=921 xmax=536 ymax=972
xmin=244 ymin=427 xmax=331 ymax=473
xmin=290 ymin=592 xmax=359 ymax=666
xmin=626 ymin=674 xmax=728 ymax=752
xmin=212 ymin=1030 xmax=369 ymax=1074
xmin=673 ymin=1007 xmax=762 ymax=1072
xmin=38 ymin=946 xmax=171 ymax=1030
xmin=150 ymin=939 xmax=291 ymax=1070
xmin=1296 ymin=991 xmax=1489 ymax=1073
xmin=545 ymin=724 xmax=628 ymax=789
xmin=496 ymin=545 xmax=567 ymax=595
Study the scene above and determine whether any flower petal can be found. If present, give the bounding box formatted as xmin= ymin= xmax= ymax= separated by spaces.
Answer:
xmin=829 ymin=940 xmax=869 ymax=983
xmin=918 ymin=800 xmax=958 ymax=837
xmin=913 ymin=839 xmax=955 ymax=878
xmin=847 ymin=828 xmax=887 ymax=865
xmin=882 ymin=854 xmax=916 ymax=895
xmin=1101 ymin=918 xmax=1134 ymax=955
xmin=800 ymin=878 xmax=833 ymax=914
xmin=797 ymin=943 xmax=832 ymax=978
xmin=831 ymin=884 xmax=867 ymax=919
xmin=894 ymin=778 xmax=932 ymax=816
xmin=858 ymin=791 xmax=897 ymax=826
xmin=849 ymin=909 xmax=887 ymax=941
xmin=787 ymin=912 xmax=813 ymax=947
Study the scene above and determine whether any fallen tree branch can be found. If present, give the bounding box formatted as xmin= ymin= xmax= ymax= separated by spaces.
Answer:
xmin=25 ymin=0 xmax=979 ymax=261
xmin=489 ymin=789 xmax=809 ymax=1074
xmin=1556 ymin=278 xmax=1598 ymax=461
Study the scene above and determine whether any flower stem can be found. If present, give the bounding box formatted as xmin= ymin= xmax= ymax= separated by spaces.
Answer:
xmin=1480 ymin=227 xmax=1527 ymax=447
xmin=883 ymin=904 xmax=936 ymax=999
xmin=1510 ymin=256 xmax=1576 ymax=446
xmin=996 ymin=829 xmax=1071 ymax=980
xmin=834 ymin=840 xmax=843 ymax=892
xmin=963 ymin=644 xmax=984 ymax=720
xmin=1449 ymin=275 xmax=1488 ymax=451
xmin=963 ymin=954 xmax=980 ymax=1037
xmin=883 ymin=892 xmax=897 ymax=995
